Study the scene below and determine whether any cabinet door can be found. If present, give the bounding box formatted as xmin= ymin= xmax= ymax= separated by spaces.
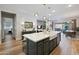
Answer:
xmin=43 ymin=38 xmax=49 ymax=55
xmin=53 ymin=38 xmax=57 ymax=48
xmin=37 ymin=40 xmax=44 ymax=55
xmin=22 ymin=40 xmax=27 ymax=54
xmin=49 ymin=38 xmax=57 ymax=52
xmin=50 ymin=40 xmax=53 ymax=51
xmin=27 ymin=39 xmax=37 ymax=55
xmin=57 ymin=33 xmax=61 ymax=45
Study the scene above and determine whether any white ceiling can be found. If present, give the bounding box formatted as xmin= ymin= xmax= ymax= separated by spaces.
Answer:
xmin=0 ymin=4 xmax=79 ymax=20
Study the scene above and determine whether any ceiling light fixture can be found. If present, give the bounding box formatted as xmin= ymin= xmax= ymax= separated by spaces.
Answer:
xmin=48 ymin=14 xmax=51 ymax=16
xmin=34 ymin=12 xmax=38 ymax=17
xmin=68 ymin=4 xmax=72 ymax=7
xmin=52 ymin=10 xmax=56 ymax=13
xmin=43 ymin=16 xmax=46 ymax=19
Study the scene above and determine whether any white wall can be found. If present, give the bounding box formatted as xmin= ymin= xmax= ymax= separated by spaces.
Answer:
xmin=0 ymin=8 xmax=37 ymax=43
xmin=76 ymin=18 xmax=79 ymax=27
xmin=0 ymin=11 xmax=1 ymax=43
xmin=15 ymin=14 xmax=36 ymax=40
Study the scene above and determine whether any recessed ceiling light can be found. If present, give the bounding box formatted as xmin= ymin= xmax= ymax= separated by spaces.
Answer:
xmin=68 ymin=4 xmax=72 ymax=7
xmin=52 ymin=10 xmax=56 ymax=13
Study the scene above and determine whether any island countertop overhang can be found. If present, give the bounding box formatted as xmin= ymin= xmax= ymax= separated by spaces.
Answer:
xmin=23 ymin=31 xmax=60 ymax=42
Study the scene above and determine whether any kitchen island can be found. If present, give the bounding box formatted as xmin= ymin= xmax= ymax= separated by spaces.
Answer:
xmin=23 ymin=31 xmax=61 ymax=55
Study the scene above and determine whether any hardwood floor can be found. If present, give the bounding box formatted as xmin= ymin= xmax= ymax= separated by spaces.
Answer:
xmin=0 ymin=40 xmax=24 ymax=55
xmin=0 ymin=33 xmax=79 ymax=55
xmin=50 ymin=33 xmax=79 ymax=55
xmin=0 ymin=34 xmax=24 ymax=55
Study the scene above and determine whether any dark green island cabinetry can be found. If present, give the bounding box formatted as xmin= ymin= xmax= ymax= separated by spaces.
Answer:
xmin=23 ymin=31 xmax=61 ymax=55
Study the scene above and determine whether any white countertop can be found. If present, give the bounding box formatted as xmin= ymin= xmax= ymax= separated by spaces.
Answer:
xmin=23 ymin=31 xmax=60 ymax=42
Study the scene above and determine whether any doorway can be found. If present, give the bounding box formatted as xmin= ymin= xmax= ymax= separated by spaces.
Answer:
xmin=1 ymin=11 xmax=16 ymax=43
